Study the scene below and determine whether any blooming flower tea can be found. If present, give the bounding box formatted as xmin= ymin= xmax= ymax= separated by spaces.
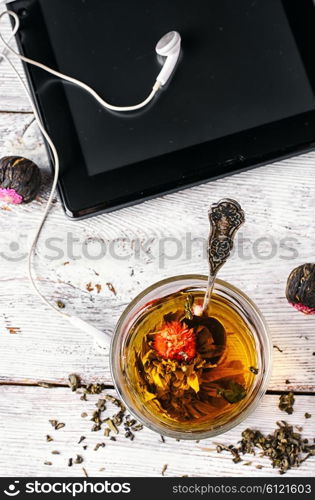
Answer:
xmin=124 ymin=289 xmax=258 ymax=431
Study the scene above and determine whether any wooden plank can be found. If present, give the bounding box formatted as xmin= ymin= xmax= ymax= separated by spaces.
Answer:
xmin=1 ymin=7 xmax=314 ymax=480
xmin=0 ymin=278 xmax=314 ymax=390
xmin=0 ymin=387 xmax=314 ymax=477
xmin=0 ymin=112 xmax=315 ymax=390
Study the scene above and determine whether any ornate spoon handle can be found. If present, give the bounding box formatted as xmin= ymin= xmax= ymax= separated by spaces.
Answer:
xmin=202 ymin=199 xmax=245 ymax=312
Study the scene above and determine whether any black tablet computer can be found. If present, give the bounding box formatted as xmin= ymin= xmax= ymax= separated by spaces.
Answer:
xmin=8 ymin=0 xmax=315 ymax=218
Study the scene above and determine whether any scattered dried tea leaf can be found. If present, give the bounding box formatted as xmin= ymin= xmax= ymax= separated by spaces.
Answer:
xmin=273 ymin=345 xmax=283 ymax=353
xmin=91 ymin=410 xmax=102 ymax=425
xmin=46 ymin=435 xmax=53 ymax=442
xmin=44 ymin=461 xmax=52 ymax=466
xmin=279 ymin=392 xmax=295 ymax=415
xmin=85 ymin=383 xmax=105 ymax=394
xmin=68 ymin=373 xmax=80 ymax=392
xmin=74 ymin=455 xmax=84 ymax=464
xmin=215 ymin=443 xmax=242 ymax=463
xmin=96 ymin=399 xmax=106 ymax=411
xmin=56 ymin=300 xmax=65 ymax=309
xmin=68 ymin=458 xmax=73 ymax=467
xmin=86 ymin=282 xmax=94 ymax=292
xmin=106 ymin=282 xmax=117 ymax=295
xmin=124 ymin=430 xmax=135 ymax=441
xmin=51 ymin=450 xmax=60 ymax=455
xmin=131 ymin=424 xmax=143 ymax=432
xmin=215 ymin=421 xmax=315 ymax=475
xmin=305 ymin=413 xmax=312 ymax=419
xmin=104 ymin=419 xmax=119 ymax=434
xmin=161 ymin=464 xmax=168 ymax=476
xmin=95 ymin=284 xmax=102 ymax=294
xmin=82 ymin=467 xmax=89 ymax=478
xmin=55 ymin=374 xmax=144 ymax=457
xmin=94 ymin=443 xmax=106 ymax=451
xmin=49 ymin=419 xmax=65 ymax=430
xmin=7 ymin=327 xmax=20 ymax=335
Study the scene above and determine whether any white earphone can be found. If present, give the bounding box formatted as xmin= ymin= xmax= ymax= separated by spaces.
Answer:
xmin=0 ymin=9 xmax=182 ymax=349
xmin=156 ymin=31 xmax=181 ymax=86
xmin=0 ymin=11 xmax=181 ymax=109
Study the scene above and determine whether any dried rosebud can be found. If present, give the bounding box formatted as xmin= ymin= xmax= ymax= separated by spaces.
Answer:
xmin=0 ymin=156 xmax=41 ymax=204
xmin=286 ymin=264 xmax=315 ymax=315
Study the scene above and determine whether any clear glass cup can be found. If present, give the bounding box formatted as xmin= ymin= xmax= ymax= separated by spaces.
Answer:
xmin=111 ymin=275 xmax=272 ymax=440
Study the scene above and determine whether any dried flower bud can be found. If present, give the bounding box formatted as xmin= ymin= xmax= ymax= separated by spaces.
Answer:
xmin=286 ymin=264 xmax=315 ymax=315
xmin=0 ymin=156 xmax=41 ymax=204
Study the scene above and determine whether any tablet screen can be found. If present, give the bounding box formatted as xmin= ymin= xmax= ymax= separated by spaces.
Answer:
xmin=36 ymin=0 xmax=315 ymax=176
xmin=9 ymin=0 xmax=315 ymax=217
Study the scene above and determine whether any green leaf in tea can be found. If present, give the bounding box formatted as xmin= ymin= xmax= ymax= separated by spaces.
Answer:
xmin=184 ymin=294 xmax=194 ymax=320
xmin=218 ymin=381 xmax=247 ymax=404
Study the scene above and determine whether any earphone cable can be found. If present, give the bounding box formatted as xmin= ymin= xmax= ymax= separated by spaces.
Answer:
xmin=0 ymin=11 xmax=161 ymax=111
xmin=0 ymin=9 xmax=160 ymax=319
xmin=0 ymin=49 xmax=70 ymax=317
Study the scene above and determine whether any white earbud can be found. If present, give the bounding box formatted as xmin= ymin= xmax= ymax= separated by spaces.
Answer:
xmin=156 ymin=31 xmax=181 ymax=86
xmin=0 ymin=11 xmax=182 ymax=350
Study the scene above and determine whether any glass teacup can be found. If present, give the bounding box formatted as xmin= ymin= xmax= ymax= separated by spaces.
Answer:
xmin=111 ymin=275 xmax=272 ymax=440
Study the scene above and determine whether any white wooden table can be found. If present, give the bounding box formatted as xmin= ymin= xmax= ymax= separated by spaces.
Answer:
xmin=0 ymin=10 xmax=314 ymax=478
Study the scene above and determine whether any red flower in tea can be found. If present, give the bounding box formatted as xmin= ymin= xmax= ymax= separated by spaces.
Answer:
xmin=153 ymin=321 xmax=196 ymax=361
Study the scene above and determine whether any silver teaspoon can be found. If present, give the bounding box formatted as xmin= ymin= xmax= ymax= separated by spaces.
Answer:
xmin=202 ymin=199 xmax=245 ymax=313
